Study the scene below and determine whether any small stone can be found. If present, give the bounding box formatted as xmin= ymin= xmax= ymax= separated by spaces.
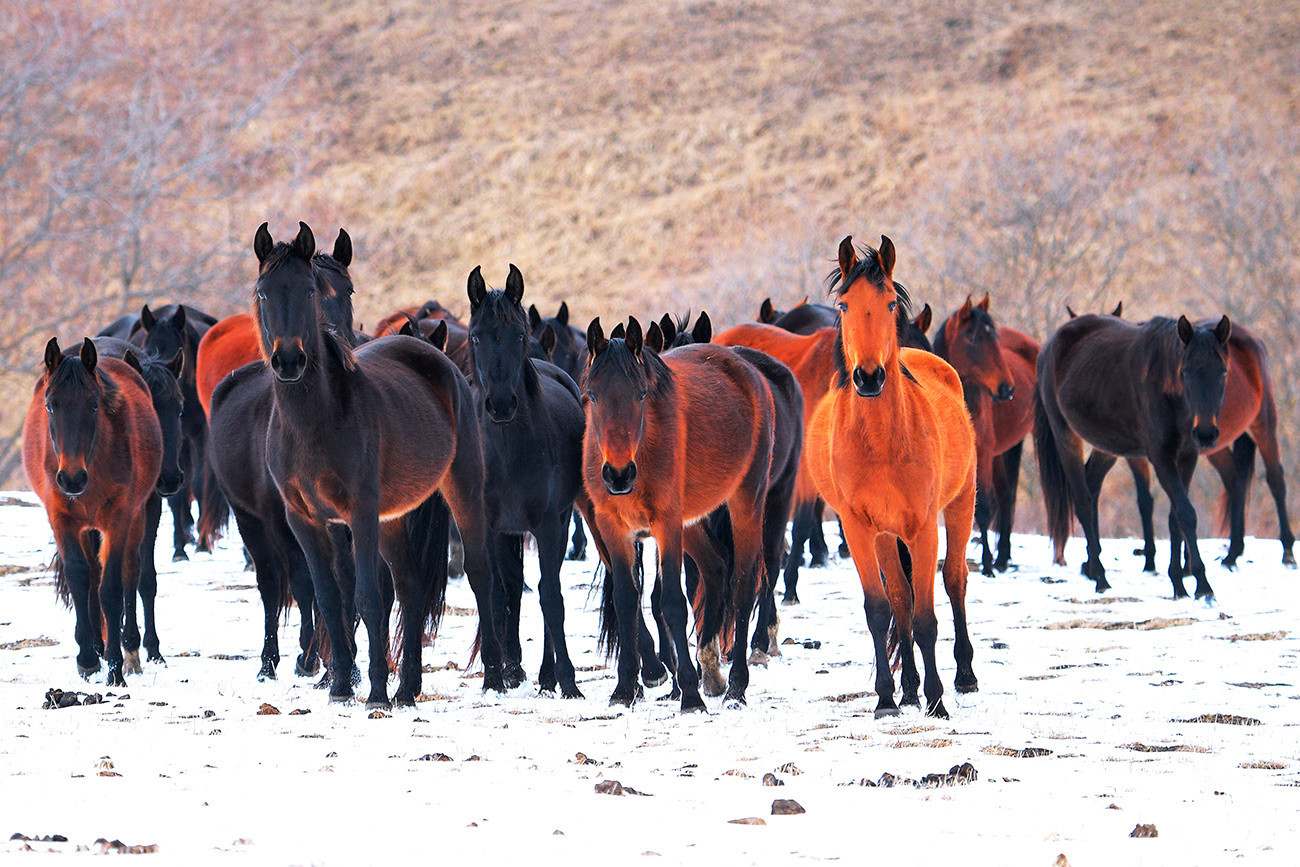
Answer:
xmin=728 ymin=817 xmax=766 ymax=825
xmin=256 ymin=703 xmax=280 ymax=715
xmin=1108 ymin=803 xmax=1120 ymax=810
xmin=1130 ymin=823 xmax=1158 ymax=838
xmin=368 ymin=710 xmax=389 ymax=719
xmin=802 ymin=640 xmax=821 ymax=649
xmin=761 ymin=773 xmax=784 ymax=787
xmin=1053 ymin=856 xmax=1071 ymax=867
xmin=553 ymin=830 xmax=564 ymax=836
xmin=771 ymin=798 xmax=805 ymax=815
xmin=203 ymin=710 xmax=216 ymax=718
xmin=288 ymin=709 xmax=311 ymax=715
xmin=594 ymin=780 xmax=625 ymax=796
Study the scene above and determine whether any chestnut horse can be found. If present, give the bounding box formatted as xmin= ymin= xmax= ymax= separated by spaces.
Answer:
xmin=253 ymin=221 xmax=500 ymax=706
xmin=1035 ymin=313 xmax=1232 ymax=600
xmin=584 ymin=317 xmax=774 ymax=710
xmin=806 ymin=236 xmax=977 ymax=719
xmin=933 ymin=295 xmax=1039 ymax=575
xmin=24 ymin=338 xmax=163 ymax=686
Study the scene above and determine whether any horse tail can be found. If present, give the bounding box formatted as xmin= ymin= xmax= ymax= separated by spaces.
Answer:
xmin=391 ymin=492 xmax=451 ymax=667
xmin=195 ymin=447 xmax=230 ymax=552
xmin=595 ymin=557 xmax=619 ymax=659
xmin=51 ymin=552 xmax=71 ymax=608
xmin=1033 ymin=382 xmax=1072 ymax=558
xmin=1218 ymin=435 xmax=1257 ymax=535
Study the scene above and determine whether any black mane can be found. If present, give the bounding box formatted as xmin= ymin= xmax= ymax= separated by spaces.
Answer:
xmin=826 ymin=242 xmax=913 ymax=320
xmin=584 ymin=337 xmax=674 ymax=398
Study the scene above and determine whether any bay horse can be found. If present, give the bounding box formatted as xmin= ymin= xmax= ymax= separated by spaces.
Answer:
xmin=806 ymin=236 xmax=978 ymax=719
xmin=371 ymin=299 xmax=463 ymax=338
xmin=467 ymin=265 xmax=586 ymax=697
xmin=254 ymin=222 xmax=500 ymax=706
xmin=584 ymin=317 xmax=774 ymax=710
xmin=24 ymin=338 xmax=163 ymax=686
xmin=1035 ymin=312 xmax=1232 ymax=600
xmin=932 ymin=295 xmax=1039 ymax=575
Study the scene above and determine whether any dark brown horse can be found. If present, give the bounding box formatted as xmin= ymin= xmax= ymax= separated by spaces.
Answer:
xmin=1035 ymin=313 xmax=1232 ymax=600
xmin=583 ymin=317 xmax=774 ymax=710
xmin=24 ymin=338 xmax=162 ymax=686
xmin=253 ymin=222 xmax=501 ymax=706
xmin=933 ymin=295 xmax=1039 ymax=575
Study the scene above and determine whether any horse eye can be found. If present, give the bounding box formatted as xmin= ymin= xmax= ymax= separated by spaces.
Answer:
xmin=888 ymin=301 xmax=898 ymax=312
xmin=256 ymin=291 xmax=267 ymax=301
xmin=837 ymin=301 xmax=848 ymax=313
xmin=471 ymin=335 xmax=480 ymax=345
xmin=45 ymin=405 xmax=52 ymax=414
xmin=638 ymin=390 xmax=647 ymax=401
xmin=587 ymin=392 xmax=597 ymax=404
xmin=307 ymin=288 xmax=315 ymax=298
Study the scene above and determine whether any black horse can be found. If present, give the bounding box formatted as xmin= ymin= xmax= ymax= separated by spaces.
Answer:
xmin=1035 ymin=313 xmax=1232 ymax=600
xmin=468 ymin=266 xmax=587 ymax=697
xmin=204 ymin=229 xmax=358 ymax=681
xmin=254 ymin=222 xmax=501 ymax=706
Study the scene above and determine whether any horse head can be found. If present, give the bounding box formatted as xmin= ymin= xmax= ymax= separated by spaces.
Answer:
xmin=42 ymin=337 xmax=105 ymax=498
xmin=137 ymin=303 xmax=191 ymax=373
xmin=123 ymin=344 xmax=186 ymax=497
xmin=1177 ymin=314 xmax=1232 ymax=449
xmin=584 ymin=316 xmax=670 ymax=495
xmin=254 ymin=221 xmax=345 ymax=384
xmin=943 ymin=294 xmax=1015 ymax=402
xmin=467 ymin=264 xmax=531 ymax=424
xmin=832 ymin=235 xmax=910 ymax=399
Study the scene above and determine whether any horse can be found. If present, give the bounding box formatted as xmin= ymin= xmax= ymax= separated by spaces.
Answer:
xmin=371 ymin=299 xmax=463 ymax=338
xmin=1035 ymin=312 xmax=1232 ymax=600
xmin=467 ymin=265 xmax=587 ymax=697
xmin=253 ymin=221 xmax=501 ymax=706
xmin=24 ymin=337 xmax=163 ymax=686
xmin=932 ymin=295 xmax=1039 ymax=575
xmin=806 ymin=236 xmax=977 ymax=719
xmin=583 ymin=317 xmax=774 ymax=710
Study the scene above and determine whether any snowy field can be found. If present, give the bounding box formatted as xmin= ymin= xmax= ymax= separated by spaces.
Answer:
xmin=1 ymin=490 xmax=1297 ymax=865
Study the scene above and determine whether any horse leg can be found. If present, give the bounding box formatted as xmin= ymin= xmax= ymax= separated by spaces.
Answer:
xmin=783 ymin=501 xmax=813 ymax=605
xmin=97 ymin=526 xmax=131 ymax=688
xmin=232 ymin=506 xmax=283 ymax=681
xmin=535 ymin=511 xmax=581 ymax=698
xmin=1253 ymin=434 xmax=1296 ymax=566
xmin=1127 ymin=458 xmax=1158 ymax=572
xmin=642 ymin=573 xmax=673 ymax=691
xmin=566 ymin=507 xmax=588 ymax=561
xmin=877 ymin=535 xmax=919 ymax=708
xmin=134 ymin=493 xmax=166 ymax=667
xmin=286 ymin=513 xmax=354 ymax=700
xmin=840 ymin=519 xmax=898 ymax=718
xmin=347 ymin=505 xmax=394 ymax=709
xmin=684 ymin=523 xmax=729 ymax=699
xmin=447 ymin=518 xmax=465 ymax=580
xmin=993 ymin=442 xmax=1023 ymax=572
xmin=54 ymin=521 xmax=101 ymax=678
xmin=974 ymin=483 xmax=994 ymax=577
xmin=488 ymin=532 xmax=526 ymax=689
xmin=974 ymin=441 xmax=996 ymax=576
xmin=904 ymin=521 xmax=948 ymax=719
xmin=167 ymin=485 xmax=194 ymax=562
xmin=654 ymin=526 xmax=706 ymax=713
xmin=943 ymin=480 xmax=978 ymax=694
xmin=284 ymin=540 xmax=319 ymax=677
xmin=1206 ymin=444 xmax=1246 ymax=569
xmin=600 ymin=530 xmax=644 ymax=707
xmin=724 ymin=499 xmax=766 ymax=708
xmin=1152 ymin=452 xmax=1212 ymax=600
xmin=808 ymin=499 xmax=829 ymax=568
xmin=1076 ymin=448 xmax=1116 ymax=591
xmin=752 ymin=483 xmax=793 ymax=659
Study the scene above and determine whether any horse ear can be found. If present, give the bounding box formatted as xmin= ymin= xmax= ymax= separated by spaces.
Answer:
xmin=398 ymin=313 xmax=418 ymax=337
xmin=586 ymin=317 xmax=606 ymax=357
xmin=759 ymin=298 xmax=775 ymax=323
xmin=1066 ymin=305 xmax=1077 ymax=319
xmin=430 ymin=319 xmax=449 ymax=352
xmin=1215 ymin=315 xmax=1232 ymax=345
xmin=505 ymin=263 xmax=525 ymax=307
xmin=878 ymin=235 xmax=896 ymax=277
xmin=173 ymin=304 xmax=187 ymax=331
xmin=80 ymin=335 xmax=97 ymax=373
xmin=1113 ymin=301 xmax=1124 ymax=317
xmin=1177 ymin=315 xmax=1194 ymax=345
xmin=254 ymin=222 xmax=274 ymax=265
xmin=166 ymin=347 xmax=185 ymax=378
xmin=914 ymin=304 xmax=932 ymax=334
xmin=977 ymin=293 xmax=990 ymax=312
xmin=837 ymin=235 xmax=857 ymax=283
xmin=140 ymin=304 xmax=156 ymax=332
xmin=645 ymin=320 xmax=664 ymax=354
xmin=959 ymin=295 xmax=974 ymax=319
xmin=332 ymin=228 xmax=352 ymax=267
xmin=528 ymin=304 xmax=543 ymax=333
xmin=796 ymin=296 xmax=809 ymax=308
xmin=692 ymin=310 xmax=712 ymax=344
xmin=539 ymin=322 xmax=557 ymax=356
xmin=658 ymin=313 xmax=676 ymax=346
xmin=625 ymin=317 xmax=643 ymax=357
xmin=556 ymin=300 xmax=569 ymax=327
xmin=610 ymin=322 xmax=626 ymax=340
xmin=44 ymin=337 xmax=61 ymax=376
xmin=291 ymin=221 xmax=315 ymax=261
xmin=467 ymin=265 xmax=487 ymax=310
xmin=123 ymin=348 xmax=144 ymax=376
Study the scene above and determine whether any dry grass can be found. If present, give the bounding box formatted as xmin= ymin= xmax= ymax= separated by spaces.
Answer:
xmin=1043 ymin=618 xmax=1197 ymax=631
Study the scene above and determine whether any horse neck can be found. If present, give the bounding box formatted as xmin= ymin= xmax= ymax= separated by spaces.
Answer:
xmin=270 ymin=319 xmax=351 ymax=428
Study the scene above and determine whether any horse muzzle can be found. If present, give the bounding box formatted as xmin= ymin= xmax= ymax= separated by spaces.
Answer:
xmin=1192 ymin=423 xmax=1220 ymax=450
xmin=484 ymin=393 xmax=519 ymax=425
xmin=852 ymin=365 xmax=886 ymax=398
xmin=56 ymin=468 xmax=89 ymax=498
xmin=157 ymin=469 xmax=185 ymax=498
xmin=602 ymin=461 xmax=637 ymax=496
xmin=270 ymin=340 xmax=307 ymax=383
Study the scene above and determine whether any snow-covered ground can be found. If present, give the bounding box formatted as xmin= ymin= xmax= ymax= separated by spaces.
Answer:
xmin=0 ymin=490 xmax=1297 ymax=865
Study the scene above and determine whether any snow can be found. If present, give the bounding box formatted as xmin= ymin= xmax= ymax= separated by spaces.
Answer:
xmin=0 ymin=490 xmax=1297 ymax=865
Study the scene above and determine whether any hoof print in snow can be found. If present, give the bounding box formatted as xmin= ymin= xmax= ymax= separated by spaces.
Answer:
xmin=771 ymin=799 xmax=805 ymax=815
xmin=1129 ymin=823 xmax=1158 ymax=838
xmin=728 ymin=817 xmax=766 ymax=825
xmin=256 ymin=703 xmax=280 ymax=715
xmin=762 ymin=773 xmax=784 ymax=787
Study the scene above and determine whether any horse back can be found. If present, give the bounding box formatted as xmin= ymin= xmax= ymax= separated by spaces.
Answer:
xmin=197 ymin=313 xmax=261 ymax=418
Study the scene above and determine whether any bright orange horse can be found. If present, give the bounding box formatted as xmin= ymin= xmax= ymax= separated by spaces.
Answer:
xmin=806 ymin=235 xmax=978 ymax=719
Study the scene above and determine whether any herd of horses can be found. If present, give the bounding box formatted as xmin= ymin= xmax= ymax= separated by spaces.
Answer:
xmin=21 ymin=222 xmax=1293 ymax=720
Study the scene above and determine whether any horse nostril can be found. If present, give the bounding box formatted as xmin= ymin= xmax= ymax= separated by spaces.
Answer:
xmin=852 ymin=365 xmax=885 ymax=397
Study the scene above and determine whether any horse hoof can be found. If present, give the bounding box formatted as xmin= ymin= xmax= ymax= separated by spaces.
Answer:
xmin=781 ymin=594 xmax=800 ymax=606
xmin=393 ymin=697 xmax=417 ymax=709
xmin=483 ymin=674 xmax=508 ymax=694
xmin=365 ymin=699 xmax=392 ymax=711
xmin=901 ymin=691 xmax=920 ymax=708
xmin=123 ymin=651 xmax=142 ymax=675
xmin=681 ymin=699 xmax=708 ymax=714
xmin=926 ymin=700 xmax=950 ymax=720
xmin=566 ymin=546 xmax=586 ymax=561
xmin=147 ymin=652 xmax=166 ymax=665
xmin=809 ymin=554 xmax=829 ymax=569
xmin=172 ymin=551 xmax=189 ymax=563
xmin=1196 ymin=589 xmax=1216 ymax=605
xmin=257 ymin=665 xmax=277 ymax=682
xmin=838 ymin=543 xmax=851 ymax=559
xmin=955 ymin=678 xmax=979 ymax=694
xmin=641 ymin=666 xmax=669 ymax=688
xmin=561 ymin=686 xmax=585 ymax=700
xmin=748 ymin=649 xmax=770 ymax=667
xmin=609 ymin=691 xmax=636 ymax=708
xmin=873 ymin=706 xmax=901 ymax=719
xmin=77 ymin=661 xmax=101 ymax=678
xmin=701 ymin=676 xmax=726 ymax=699
xmin=1283 ymin=551 xmax=1296 ymax=568
xmin=294 ymin=656 xmax=318 ymax=678
xmin=723 ymin=692 xmax=747 ymax=708
xmin=107 ymin=668 xmax=127 ymax=688
xmin=328 ymin=692 xmax=354 ymax=704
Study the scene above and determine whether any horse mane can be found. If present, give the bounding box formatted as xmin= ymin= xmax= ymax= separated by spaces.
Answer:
xmin=1143 ymin=316 xmax=1186 ymax=393
xmin=48 ymin=357 xmax=124 ymax=414
xmin=583 ymin=337 xmax=674 ymax=398
xmin=257 ymin=241 xmax=357 ymax=373
xmin=132 ymin=352 xmax=181 ymax=402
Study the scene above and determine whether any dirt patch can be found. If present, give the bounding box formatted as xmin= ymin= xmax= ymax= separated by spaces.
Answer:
xmin=1044 ymin=618 xmax=1196 ymax=631
xmin=1123 ymin=742 xmax=1209 ymax=753
xmin=1217 ymin=632 xmax=1288 ymax=642
xmin=1 ymin=636 xmax=58 ymax=650
xmin=1174 ymin=713 xmax=1261 ymax=726
xmin=982 ymin=746 xmax=1053 ymax=758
